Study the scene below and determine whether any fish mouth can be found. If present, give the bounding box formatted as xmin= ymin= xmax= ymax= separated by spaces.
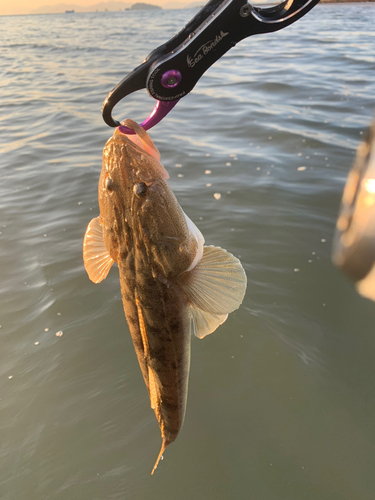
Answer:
xmin=114 ymin=120 xmax=169 ymax=180
xmin=117 ymin=118 xmax=161 ymax=162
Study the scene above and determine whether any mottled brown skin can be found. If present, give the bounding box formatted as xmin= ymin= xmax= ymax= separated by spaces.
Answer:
xmin=98 ymin=126 xmax=198 ymax=471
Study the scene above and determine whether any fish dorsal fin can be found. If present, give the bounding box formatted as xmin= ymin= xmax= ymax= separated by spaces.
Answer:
xmin=83 ymin=216 xmax=114 ymax=283
xmin=179 ymin=245 xmax=247 ymax=338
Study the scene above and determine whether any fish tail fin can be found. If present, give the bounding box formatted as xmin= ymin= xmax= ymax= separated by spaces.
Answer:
xmin=151 ymin=439 xmax=169 ymax=475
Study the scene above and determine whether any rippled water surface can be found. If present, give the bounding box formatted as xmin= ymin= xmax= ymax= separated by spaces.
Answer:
xmin=2 ymin=4 xmax=375 ymax=499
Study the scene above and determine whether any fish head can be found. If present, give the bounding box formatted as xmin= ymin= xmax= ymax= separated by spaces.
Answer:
xmin=98 ymin=119 xmax=203 ymax=279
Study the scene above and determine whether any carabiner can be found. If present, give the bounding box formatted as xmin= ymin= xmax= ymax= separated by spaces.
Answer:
xmin=102 ymin=0 xmax=321 ymax=132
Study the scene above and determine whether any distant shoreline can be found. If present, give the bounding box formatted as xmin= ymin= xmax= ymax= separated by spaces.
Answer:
xmin=1 ymin=0 xmax=375 ymax=17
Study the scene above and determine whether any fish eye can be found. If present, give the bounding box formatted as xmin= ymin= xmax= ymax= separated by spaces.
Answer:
xmin=105 ymin=176 xmax=114 ymax=191
xmin=134 ymin=182 xmax=148 ymax=198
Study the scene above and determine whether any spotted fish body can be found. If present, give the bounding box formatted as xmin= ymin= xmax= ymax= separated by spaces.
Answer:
xmin=83 ymin=120 xmax=247 ymax=473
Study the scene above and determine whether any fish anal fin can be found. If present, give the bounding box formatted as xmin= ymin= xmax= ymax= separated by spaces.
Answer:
xmin=179 ymin=245 xmax=247 ymax=338
xmin=83 ymin=216 xmax=114 ymax=283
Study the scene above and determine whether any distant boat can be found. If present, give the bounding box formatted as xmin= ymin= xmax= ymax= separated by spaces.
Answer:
xmin=65 ymin=10 xmax=75 ymax=13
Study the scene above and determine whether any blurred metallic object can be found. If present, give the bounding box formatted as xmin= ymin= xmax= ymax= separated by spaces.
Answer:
xmin=332 ymin=117 xmax=375 ymax=301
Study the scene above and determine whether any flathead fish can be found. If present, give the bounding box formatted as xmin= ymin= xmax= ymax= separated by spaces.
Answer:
xmin=83 ymin=119 xmax=247 ymax=474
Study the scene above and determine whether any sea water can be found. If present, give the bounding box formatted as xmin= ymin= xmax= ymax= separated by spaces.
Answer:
xmin=1 ymin=4 xmax=375 ymax=499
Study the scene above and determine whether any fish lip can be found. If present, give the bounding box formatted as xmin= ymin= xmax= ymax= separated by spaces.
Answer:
xmin=113 ymin=127 xmax=148 ymax=157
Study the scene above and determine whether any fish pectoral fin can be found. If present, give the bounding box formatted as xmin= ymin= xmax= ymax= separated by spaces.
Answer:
xmin=83 ymin=216 xmax=114 ymax=284
xmin=179 ymin=245 xmax=247 ymax=338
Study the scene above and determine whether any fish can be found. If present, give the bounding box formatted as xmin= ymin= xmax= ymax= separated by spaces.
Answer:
xmin=83 ymin=119 xmax=247 ymax=474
